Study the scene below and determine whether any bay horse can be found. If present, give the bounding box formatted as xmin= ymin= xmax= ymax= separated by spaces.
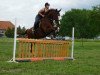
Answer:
xmin=25 ymin=9 xmax=61 ymax=39
xmin=24 ymin=9 xmax=61 ymax=53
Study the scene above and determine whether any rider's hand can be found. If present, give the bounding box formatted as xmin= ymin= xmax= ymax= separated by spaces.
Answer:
xmin=42 ymin=15 xmax=45 ymax=17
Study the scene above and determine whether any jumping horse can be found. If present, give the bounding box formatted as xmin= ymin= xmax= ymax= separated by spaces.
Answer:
xmin=24 ymin=9 xmax=61 ymax=53
xmin=25 ymin=9 xmax=61 ymax=39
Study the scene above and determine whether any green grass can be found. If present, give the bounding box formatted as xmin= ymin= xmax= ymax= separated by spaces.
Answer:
xmin=0 ymin=38 xmax=100 ymax=75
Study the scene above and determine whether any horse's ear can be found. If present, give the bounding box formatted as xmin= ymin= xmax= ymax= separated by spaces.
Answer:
xmin=56 ymin=9 xmax=57 ymax=11
xmin=58 ymin=9 xmax=62 ymax=12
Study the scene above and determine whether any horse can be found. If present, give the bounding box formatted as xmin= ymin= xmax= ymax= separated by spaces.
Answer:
xmin=25 ymin=9 xmax=61 ymax=39
xmin=24 ymin=9 xmax=61 ymax=53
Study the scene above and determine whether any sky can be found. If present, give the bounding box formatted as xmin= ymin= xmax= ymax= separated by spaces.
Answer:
xmin=0 ymin=0 xmax=100 ymax=28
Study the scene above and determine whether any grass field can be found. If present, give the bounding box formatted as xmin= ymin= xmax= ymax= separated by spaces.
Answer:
xmin=0 ymin=38 xmax=100 ymax=75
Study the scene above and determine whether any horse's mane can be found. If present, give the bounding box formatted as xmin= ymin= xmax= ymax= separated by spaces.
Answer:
xmin=45 ymin=9 xmax=56 ymax=15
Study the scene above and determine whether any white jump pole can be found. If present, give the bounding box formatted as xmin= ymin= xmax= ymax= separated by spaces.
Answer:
xmin=71 ymin=27 xmax=74 ymax=60
xmin=8 ymin=18 xmax=17 ymax=62
xmin=12 ymin=18 xmax=17 ymax=62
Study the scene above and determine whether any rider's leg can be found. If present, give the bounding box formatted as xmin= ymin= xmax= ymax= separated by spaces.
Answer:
xmin=34 ymin=15 xmax=41 ymax=30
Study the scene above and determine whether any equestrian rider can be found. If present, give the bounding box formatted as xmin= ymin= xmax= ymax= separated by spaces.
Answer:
xmin=33 ymin=3 xmax=50 ymax=30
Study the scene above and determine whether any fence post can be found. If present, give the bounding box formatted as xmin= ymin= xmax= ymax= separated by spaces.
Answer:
xmin=8 ymin=18 xmax=17 ymax=62
xmin=71 ymin=27 xmax=74 ymax=60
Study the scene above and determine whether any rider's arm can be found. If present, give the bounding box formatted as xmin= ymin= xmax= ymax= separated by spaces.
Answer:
xmin=38 ymin=9 xmax=44 ymax=17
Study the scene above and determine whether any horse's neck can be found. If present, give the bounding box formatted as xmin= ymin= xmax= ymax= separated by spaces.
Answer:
xmin=44 ymin=16 xmax=50 ymax=20
xmin=43 ymin=16 xmax=53 ymax=24
xmin=45 ymin=12 xmax=53 ymax=19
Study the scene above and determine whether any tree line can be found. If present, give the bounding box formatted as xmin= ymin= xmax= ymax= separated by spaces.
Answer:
xmin=5 ymin=26 xmax=26 ymax=38
xmin=59 ymin=5 xmax=100 ymax=39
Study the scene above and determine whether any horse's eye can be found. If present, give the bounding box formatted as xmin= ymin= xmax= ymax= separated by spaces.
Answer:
xmin=58 ymin=13 xmax=60 ymax=16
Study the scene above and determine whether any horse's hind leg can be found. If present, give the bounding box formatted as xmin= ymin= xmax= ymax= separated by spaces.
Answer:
xmin=30 ymin=43 xmax=32 ymax=53
xmin=30 ymin=43 xmax=36 ymax=57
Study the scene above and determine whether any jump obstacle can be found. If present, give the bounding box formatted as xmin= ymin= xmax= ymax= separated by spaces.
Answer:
xmin=9 ymin=20 xmax=74 ymax=62
xmin=16 ymin=39 xmax=71 ymax=61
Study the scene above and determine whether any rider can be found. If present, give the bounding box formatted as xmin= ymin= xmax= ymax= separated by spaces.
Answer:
xmin=33 ymin=2 xmax=50 ymax=30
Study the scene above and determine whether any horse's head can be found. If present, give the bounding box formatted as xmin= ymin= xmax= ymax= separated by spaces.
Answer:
xmin=46 ymin=9 xmax=61 ymax=26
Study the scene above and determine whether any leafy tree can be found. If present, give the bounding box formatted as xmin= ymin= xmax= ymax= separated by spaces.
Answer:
xmin=89 ymin=5 xmax=100 ymax=37
xmin=17 ymin=26 xmax=22 ymax=34
xmin=5 ymin=28 xmax=14 ymax=38
xmin=21 ymin=26 xmax=26 ymax=34
xmin=5 ymin=25 xmax=26 ymax=38
xmin=59 ymin=9 xmax=90 ymax=38
xmin=59 ymin=5 xmax=100 ymax=38
xmin=17 ymin=25 xmax=26 ymax=37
